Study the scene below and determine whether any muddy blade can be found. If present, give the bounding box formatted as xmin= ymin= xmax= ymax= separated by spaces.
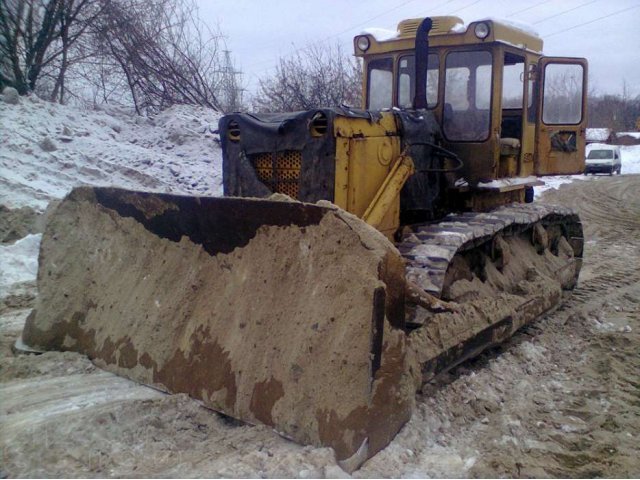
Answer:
xmin=20 ymin=187 xmax=413 ymax=470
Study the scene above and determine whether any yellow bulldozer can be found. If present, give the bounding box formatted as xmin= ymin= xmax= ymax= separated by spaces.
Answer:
xmin=19 ymin=16 xmax=587 ymax=471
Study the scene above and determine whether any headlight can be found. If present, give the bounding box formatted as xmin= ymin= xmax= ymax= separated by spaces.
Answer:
xmin=356 ymin=36 xmax=370 ymax=52
xmin=474 ymin=22 xmax=490 ymax=39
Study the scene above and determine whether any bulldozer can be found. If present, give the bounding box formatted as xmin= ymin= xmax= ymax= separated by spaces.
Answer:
xmin=19 ymin=17 xmax=587 ymax=472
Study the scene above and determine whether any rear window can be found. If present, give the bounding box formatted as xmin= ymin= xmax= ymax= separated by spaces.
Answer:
xmin=587 ymin=149 xmax=614 ymax=159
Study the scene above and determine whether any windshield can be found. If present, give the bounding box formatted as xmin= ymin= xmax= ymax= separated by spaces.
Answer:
xmin=443 ymin=50 xmax=493 ymax=142
xmin=397 ymin=54 xmax=439 ymax=108
xmin=587 ymin=149 xmax=614 ymax=160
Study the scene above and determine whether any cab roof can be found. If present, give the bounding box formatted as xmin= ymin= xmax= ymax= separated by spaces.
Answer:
xmin=355 ymin=16 xmax=544 ymax=56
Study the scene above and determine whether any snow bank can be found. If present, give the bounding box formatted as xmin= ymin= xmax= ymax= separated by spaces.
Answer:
xmin=586 ymin=128 xmax=612 ymax=142
xmin=621 ymin=145 xmax=640 ymax=174
xmin=0 ymin=234 xmax=40 ymax=298
xmin=534 ymin=175 xmax=590 ymax=198
xmin=618 ymin=132 xmax=640 ymax=140
xmin=0 ymin=95 xmax=223 ymax=212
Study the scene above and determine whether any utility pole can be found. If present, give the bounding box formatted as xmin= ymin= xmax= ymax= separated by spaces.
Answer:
xmin=222 ymin=49 xmax=244 ymax=112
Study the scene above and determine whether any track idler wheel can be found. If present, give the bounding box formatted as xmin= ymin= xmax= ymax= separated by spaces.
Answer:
xmin=532 ymin=223 xmax=549 ymax=254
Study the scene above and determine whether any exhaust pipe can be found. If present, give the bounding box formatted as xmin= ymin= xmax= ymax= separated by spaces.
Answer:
xmin=413 ymin=17 xmax=433 ymax=110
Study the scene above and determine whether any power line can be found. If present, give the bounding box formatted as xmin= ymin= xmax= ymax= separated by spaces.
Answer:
xmin=234 ymin=0 xmax=421 ymax=59
xmin=544 ymin=3 xmax=640 ymax=38
xmin=317 ymin=0 xmax=424 ymax=41
xmin=532 ymin=0 xmax=601 ymax=25
xmin=244 ymin=0 xmax=422 ymax=73
xmin=450 ymin=0 xmax=484 ymax=15
xmin=244 ymin=0 xmax=460 ymax=84
xmin=506 ymin=0 xmax=554 ymax=18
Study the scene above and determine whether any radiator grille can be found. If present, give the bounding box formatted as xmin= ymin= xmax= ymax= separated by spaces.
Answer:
xmin=250 ymin=150 xmax=301 ymax=199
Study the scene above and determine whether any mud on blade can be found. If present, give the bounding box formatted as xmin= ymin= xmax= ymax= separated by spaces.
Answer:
xmin=19 ymin=187 xmax=414 ymax=470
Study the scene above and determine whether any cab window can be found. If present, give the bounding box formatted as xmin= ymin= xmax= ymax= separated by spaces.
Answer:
xmin=367 ymin=58 xmax=393 ymax=110
xmin=501 ymin=53 xmax=525 ymax=141
xmin=397 ymin=54 xmax=439 ymax=108
xmin=542 ymin=63 xmax=584 ymax=124
xmin=502 ymin=54 xmax=525 ymax=109
xmin=443 ymin=50 xmax=493 ymax=142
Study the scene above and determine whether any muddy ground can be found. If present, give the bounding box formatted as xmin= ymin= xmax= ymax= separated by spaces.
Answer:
xmin=1 ymin=175 xmax=639 ymax=478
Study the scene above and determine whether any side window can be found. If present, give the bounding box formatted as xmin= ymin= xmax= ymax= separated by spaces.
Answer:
xmin=397 ymin=54 xmax=439 ymax=108
xmin=475 ymin=64 xmax=492 ymax=109
xmin=443 ymin=50 xmax=493 ymax=142
xmin=503 ymin=54 xmax=525 ymax=109
xmin=527 ymin=63 xmax=537 ymax=123
xmin=542 ymin=63 xmax=584 ymax=124
xmin=398 ymin=56 xmax=413 ymax=108
xmin=367 ymin=58 xmax=393 ymax=110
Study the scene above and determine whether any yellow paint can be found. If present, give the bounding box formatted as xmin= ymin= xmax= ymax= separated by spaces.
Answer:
xmin=362 ymin=155 xmax=415 ymax=231
xmin=333 ymin=114 xmax=398 ymax=138
xmin=332 ymin=114 xmax=403 ymax=238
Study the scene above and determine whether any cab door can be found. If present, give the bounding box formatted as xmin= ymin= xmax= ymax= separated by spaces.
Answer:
xmin=535 ymin=57 xmax=588 ymax=175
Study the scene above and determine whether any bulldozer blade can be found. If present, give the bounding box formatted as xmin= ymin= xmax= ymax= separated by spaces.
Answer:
xmin=19 ymin=187 xmax=414 ymax=470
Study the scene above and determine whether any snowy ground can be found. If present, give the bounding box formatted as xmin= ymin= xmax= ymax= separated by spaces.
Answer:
xmin=1 ymin=91 xmax=640 ymax=477
xmin=0 ymin=93 xmax=223 ymax=212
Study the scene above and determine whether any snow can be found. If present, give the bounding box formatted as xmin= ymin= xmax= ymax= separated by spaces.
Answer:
xmin=361 ymin=27 xmax=398 ymax=42
xmin=620 ymin=145 xmax=640 ymax=174
xmin=534 ymin=175 xmax=589 ymax=197
xmin=618 ymin=132 xmax=640 ymax=140
xmin=477 ymin=17 xmax=540 ymax=38
xmin=477 ymin=175 xmax=540 ymax=189
xmin=0 ymin=234 xmax=40 ymax=298
xmin=586 ymin=128 xmax=612 ymax=142
xmin=0 ymin=94 xmax=223 ymax=212
xmin=450 ymin=22 xmax=466 ymax=34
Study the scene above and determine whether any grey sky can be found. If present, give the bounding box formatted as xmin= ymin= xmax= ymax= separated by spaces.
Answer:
xmin=197 ymin=0 xmax=640 ymax=99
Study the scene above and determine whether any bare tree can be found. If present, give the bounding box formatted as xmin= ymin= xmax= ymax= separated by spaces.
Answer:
xmin=48 ymin=0 xmax=105 ymax=103
xmin=1 ymin=0 xmax=64 ymax=94
xmin=0 ymin=0 xmax=103 ymax=97
xmin=1 ymin=0 xmax=243 ymax=114
xmin=588 ymin=87 xmax=640 ymax=131
xmin=253 ymin=43 xmax=362 ymax=113
xmin=90 ymin=0 xmax=227 ymax=114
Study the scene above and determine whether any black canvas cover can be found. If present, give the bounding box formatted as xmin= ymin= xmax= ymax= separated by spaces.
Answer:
xmin=219 ymin=107 xmax=443 ymax=219
xmin=220 ymin=108 xmax=378 ymax=203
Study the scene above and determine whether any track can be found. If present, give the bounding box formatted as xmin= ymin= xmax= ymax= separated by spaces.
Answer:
xmin=398 ymin=203 xmax=582 ymax=296
xmin=397 ymin=202 xmax=584 ymax=383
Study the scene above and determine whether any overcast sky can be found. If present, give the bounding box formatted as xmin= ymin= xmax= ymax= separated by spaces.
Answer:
xmin=197 ymin=0 xmax=640 ymax=99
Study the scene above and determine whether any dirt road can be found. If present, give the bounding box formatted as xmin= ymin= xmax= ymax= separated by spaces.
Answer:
xmin=1 ymin=175 xmax=639 ymax=478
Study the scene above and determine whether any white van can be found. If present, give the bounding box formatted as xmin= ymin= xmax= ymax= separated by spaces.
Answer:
xmin=585 ymin=144 xmax=622 ymax=175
